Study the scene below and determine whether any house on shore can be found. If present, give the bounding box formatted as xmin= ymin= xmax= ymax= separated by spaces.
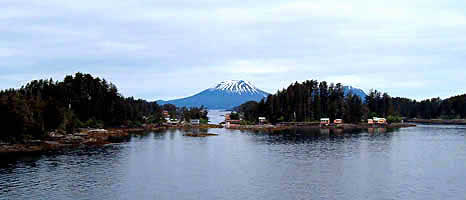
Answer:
xmin=226 ymin=120 xmax=241 ymax=128
xmin=368 ymin=117 xmax=387 ymax=124
xmin=320 ymin=118 xmax=330 ymax=126
xmin=162 ymin=110 xmax=170 ymax=118
xmin=258 ymin=117 xmax=267 ymax=124
xmin=191 ymin=119 xmax=200 ymax=125
xmin=334 ymin=119 xmax=343 ymax=124
xmin=168 ymin=119 xmax=179 ymax=125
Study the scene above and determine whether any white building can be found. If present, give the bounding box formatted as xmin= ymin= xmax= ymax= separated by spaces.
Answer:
xmin=258 ymin=117 xmax=267 ymax=124
xmin=320 ymin=118 xmax=330 ymax=126
xmin=191 ymin=119 xmax=200 ymax=125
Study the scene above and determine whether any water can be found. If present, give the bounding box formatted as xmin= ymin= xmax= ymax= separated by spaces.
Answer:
xmin=1 ymin=125 xmax=466 ymax=200
xmin=207 ymin=109 xmax=230 ymax=124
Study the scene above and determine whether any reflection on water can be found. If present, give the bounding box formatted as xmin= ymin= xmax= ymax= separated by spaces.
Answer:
xmin=368 ymin=127 xmax=387 ymax=134
xmin=1 ymin=125 xmax=466 ymax=200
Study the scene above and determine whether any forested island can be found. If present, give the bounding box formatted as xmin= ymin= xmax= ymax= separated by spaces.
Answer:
xmin=2 ymin=73 xmax=466 ymax=153
xmin=0 ymin=73 xmax=208 ymax=144
xmin=234 ymin=80 xmax=466 ymax=124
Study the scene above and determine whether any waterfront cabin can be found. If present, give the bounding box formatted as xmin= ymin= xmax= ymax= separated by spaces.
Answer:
xmin=168 ymin=119 xmax=179 ymax=125
xmin=369 ymin=117 xmax=387 ymax=124
xmin=334 ymin=119 xmax=343 ymax=124
xmin=226 ymin=120 xmax=241 ymax=128
xmin=375 ymin=118 xmax=387 ymax=124
xmin=320 ymin=118 xmax=330 ymax=126
xmin=258 ymin=117 xmax=267 ymax=124
xmin=191 ymin=119 xmax=200 ymax=125
xmin=162 ymin=110 xmax=170 ymax=118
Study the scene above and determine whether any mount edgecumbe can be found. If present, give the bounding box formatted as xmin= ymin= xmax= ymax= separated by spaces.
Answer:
xmin=157 ymin=80 xmax=270 ymax=109
xmin=157 ymin=80 xmax=367 ymax=109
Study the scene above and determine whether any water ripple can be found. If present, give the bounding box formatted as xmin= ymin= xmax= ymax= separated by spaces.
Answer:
xmin=1 ymin=126 xmax=466 ymax=200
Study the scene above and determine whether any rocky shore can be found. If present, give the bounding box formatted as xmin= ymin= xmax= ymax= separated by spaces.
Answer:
xmin=166 ymin=124 xmax=224 ymax=129
xmin=226 ymin=125 xmax=293 ymax=132
xmin=0 ymin=129 xmax=130 ymax=155
xmin=0 ymin=124 xmax=223 ymax=155
xmin=0 ymin=123 xmax=416 ymax=155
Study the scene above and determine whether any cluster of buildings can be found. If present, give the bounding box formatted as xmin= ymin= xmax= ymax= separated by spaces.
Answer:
xmin=162 ymin=110 xmax=201 ymax=125
xmin=319 ymin=118 xmax=343 ymax=126
xmin=224 ymin=113 xmax=268 ymax=127
xmin=224 ymin=113 xmax=241 ymax=127
xmin=163 ymin=111 xmax=179 ymax=125
xmin=368 ymin=117 xmax=387 ymax=125
xmin=224 ymin=112 xmax=389 ymax=127
xmin=320 ymin=117 xmax=387 ymax=126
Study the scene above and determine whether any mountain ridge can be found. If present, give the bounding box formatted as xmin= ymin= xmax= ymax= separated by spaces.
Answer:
xmin=157 ymin=80 xmax=367 ymax=109
xmin=157 ymin=80 xmax=270 ymax=109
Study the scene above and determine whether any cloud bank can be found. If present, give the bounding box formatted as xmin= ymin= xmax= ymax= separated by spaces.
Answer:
xmin=1 ymin=0 xmax=465 ymax=100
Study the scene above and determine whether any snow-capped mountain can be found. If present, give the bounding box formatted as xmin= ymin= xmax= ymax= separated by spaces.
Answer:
xmin=210 ymin=80 xmax=268 ymax=96
xmin=157 ymin=80 xmax=270 ymax=109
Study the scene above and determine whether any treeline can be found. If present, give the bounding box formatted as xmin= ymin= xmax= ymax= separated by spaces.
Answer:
xmin=392 ymin=95 xmax=466 ymax=119
xmin=235 ymin=80 xmax=364 ymax=124
xmin=0 ymin=73 xmax=207 ymax=142
xmin=236 ymin=80 xmax=466 ymax=124
xmin=159 ymin=104 xmax=209 ymax=123
xmin=367 ymin=90 xmax=466 ymax=119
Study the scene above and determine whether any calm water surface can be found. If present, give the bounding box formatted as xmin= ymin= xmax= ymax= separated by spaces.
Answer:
xmin=207 ymin=109 xmax=230 ymax=124
xmin=1 ymin=125 xmax=466 ymax=200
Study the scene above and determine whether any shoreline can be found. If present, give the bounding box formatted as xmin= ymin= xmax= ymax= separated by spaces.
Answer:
xmin=0 ymin=129 xmax=130 ymax=156
xmin=0 ymin=124 xmax=223 ymax=156
xmin=406 ymin=119 xmax=466 ymax=125
xmin=0 ymin=123 xmax=415 ymax=155
xmin=226 ymin=123 xmax=416 ymax=131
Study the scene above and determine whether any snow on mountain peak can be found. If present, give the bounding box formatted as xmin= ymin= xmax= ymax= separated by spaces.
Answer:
xmin=211 ymin=80 xmax=264 ymax=95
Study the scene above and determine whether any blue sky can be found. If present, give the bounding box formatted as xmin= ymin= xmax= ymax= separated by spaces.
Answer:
xmin=1 ymin=0 xmax=465 ymax=101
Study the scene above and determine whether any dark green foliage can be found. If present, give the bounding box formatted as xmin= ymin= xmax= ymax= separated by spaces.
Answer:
xmin=387 ymin=115 xmax=402 ymax=123
xmin=0 ymin=73 xmax=161 ymax=141
xmin=444 ymin=94 xmax=466 ymax=118
xmin=230 ymin=112 xmax=240 ymax=120
xmin=162 ymin=104 xmax=178 ymax=119
xmin=344 ymin=93 xmax=363 ymax=123
xmin=158 ymin=104 xmax=209 ymax=123
xmin=235 ymin=80 xmax=363 ymax=124
xmin=391 ymin=94 xmax=466 ymax=119
xmin=365 ymin=90 xmax=394 ymax=117
xmin=179 ymin=106 xmax=208 ymax=122
xmin=0 ymin=93 xmax=40 ymax=142
xmin=234 ymin=101 xmax=260 ymax=122
xmin=236 ymin=79 xmax=466 ymax=125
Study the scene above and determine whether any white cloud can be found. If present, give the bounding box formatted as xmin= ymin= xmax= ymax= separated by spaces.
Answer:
xmin=1 ymin=0 xmax=466 ymax=100
xmin=218 ymin=60 xmax=298 ymax=74
xmin=0 ymin=48 xmax=19 ymax=57
xmin=98 ymin=41 xmax=146 ymax=52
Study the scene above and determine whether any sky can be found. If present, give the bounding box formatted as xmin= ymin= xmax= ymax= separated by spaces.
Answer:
xmin=1 ymin=0 xmax=465 ymax=101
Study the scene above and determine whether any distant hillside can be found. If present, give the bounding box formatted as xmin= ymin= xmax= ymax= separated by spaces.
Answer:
xmin=343 ymin=86 xmax=367 ymax=101
xmin=157 ymin=80 xmax=270 ymax=109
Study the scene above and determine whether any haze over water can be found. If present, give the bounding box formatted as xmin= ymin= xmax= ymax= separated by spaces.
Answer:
xmin=1 ymin=125 xmax=466 ymax=200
